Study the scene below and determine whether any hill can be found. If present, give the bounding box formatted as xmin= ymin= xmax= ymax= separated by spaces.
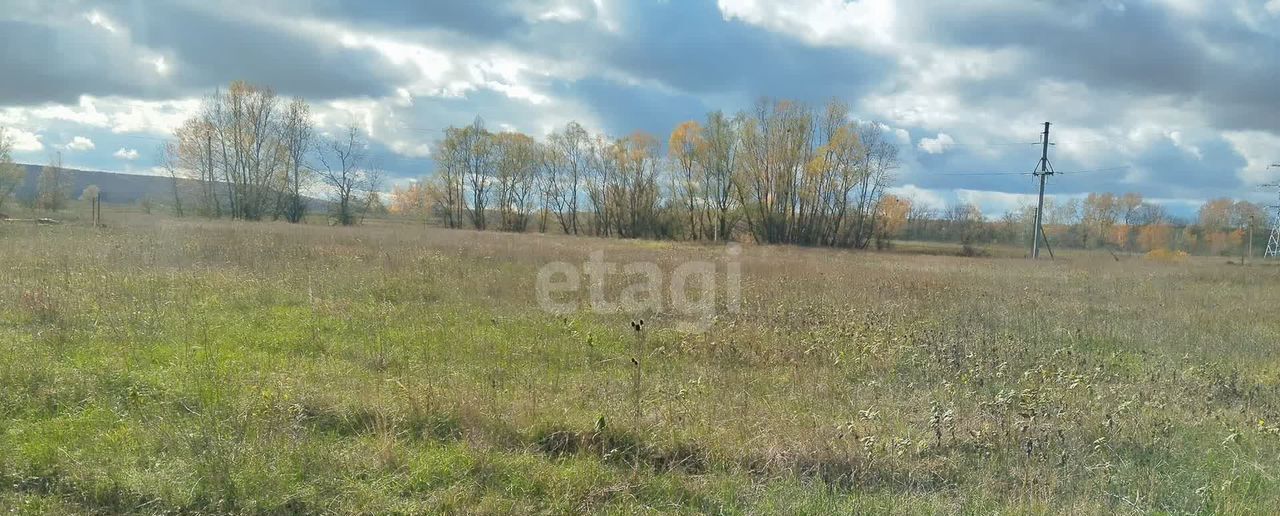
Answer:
xmin=14 ymin=164 xmax=181 ymax=205
xmin=11 ymin=164 xmax=329 ymax=211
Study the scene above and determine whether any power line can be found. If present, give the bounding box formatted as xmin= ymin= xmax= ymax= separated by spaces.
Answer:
xmin=934 ymin=170 xmax=1036 ymax=177
xmin=930 ymin=164 xmax=1128 ymax=178
xmin=1055 ymin=165 xmax=1130 ymax=176
xmin=941 ymin=141 xmax=1042 ymax=147
xmin=1051 ymin=138 xmax=1114 ymax=146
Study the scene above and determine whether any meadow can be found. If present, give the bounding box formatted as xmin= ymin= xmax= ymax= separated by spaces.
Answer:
xmin=2 ymin=214 xmax=1280 ymax=514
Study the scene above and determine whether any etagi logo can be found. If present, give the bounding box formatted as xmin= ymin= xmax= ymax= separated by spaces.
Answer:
xmin=535 ymin=244 xmax=741 ymax=333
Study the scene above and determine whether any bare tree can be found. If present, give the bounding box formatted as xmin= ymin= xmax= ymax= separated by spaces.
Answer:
xmin=584 ymin=131 xmax=613 ymax=236
xmin=0 ymin=127 xmax=24 ymax=212
xmin=850 ymin=122 xmax=899 ymax=249
xmin=460 ymin=118 xmax=494 ymax=230
xmin=279 ymin=98 xmax=313 ymax=223
xmin=549 ymin=122 xmax=587 ymax=235
xmin=1133 ymin=202 xmax=1167 ymax=226
xmin=159 ymin=143 xmax=185 ymax=217
xmin=177 ymin=81 xmax=289 ymax=221
xmin=174 ymin=116 xmax=222 ymax=217
xmin=669 ymin=120 xmax=703 ymax=239
xmin=697 ymin=111 xmax=738 ymax=241
xmin=536 ymin=141 xmax=567 ymax=233
xmin=492 ymin=132 xmax=538 ymax=231
xmin=37 ymin=152 xmax=69 ymax=211
xmin=431 ymin=132 xmax=464 ymax=228
xmin=318 ymin=126 xmax=375 ymax=226
xmin=946 ymin=202 xmax=986 ymax=253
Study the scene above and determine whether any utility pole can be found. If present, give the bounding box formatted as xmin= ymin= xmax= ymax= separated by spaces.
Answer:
xmin=1244 ymin=215 xmax=1251 ymax=266
xmin=1031 ymin=122 xmax=1054 ymax=259
xmin=1266 ymin=164 xmax=1280 ymax=258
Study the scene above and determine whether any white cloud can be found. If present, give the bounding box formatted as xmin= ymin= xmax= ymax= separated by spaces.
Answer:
xmin=717 ymin=0 xmax=898 ymax=50
xmin=65 ymin=136 xmax=95 ymax=151
xmin=1153 ymin=0 xmax=1209 ymax=19
xmin=918 ymin=133 xmax=954 ymax=154
xmin=534 ymin=3 xmax=588 ymax=23
xmin=1166 ymin=130 xmax=1203 ymax=160
xmin=888 ymin=184 xmax=947 ymax=210
xmin=108 ymin=97 xmax=201 ymax=134
xmin=1267 ymin=0 xmax=1280 ymax=14
xmin=956 ymin=189 xmax=1039 ymax=216
xmin=5 ymin=128 xmax=44 ymax=152
xmin=1224 ymin=131 xmax=1280 ymax=185
xmin=30 ymin=97 xmax=110 ymax=127
xmin=4 ymin=96 xmax=201 ymax=136
xmin=152 ymin=55 xmax=169 ymax=76
xmin=332 ymin=27 xmax=570 ymax=108
xmin=113 ymin=147 xmax=140 ymax=160
xmin=84 ymin=10 xmax=120 ymax=34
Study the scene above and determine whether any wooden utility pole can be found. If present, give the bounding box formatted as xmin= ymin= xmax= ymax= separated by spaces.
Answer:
xmin=1244 ymin=216 xmax=1251 ymax=265
xmin=1031 ymin=122 xmax=1053 ymax=259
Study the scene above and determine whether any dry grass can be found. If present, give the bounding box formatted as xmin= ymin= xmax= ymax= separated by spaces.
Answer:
xmin=2 ymin=214 xmax=1280 ymax=514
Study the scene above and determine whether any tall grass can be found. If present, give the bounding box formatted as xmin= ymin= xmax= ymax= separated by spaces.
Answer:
xmin=2 ymin=216 xmax=1279 ymax=513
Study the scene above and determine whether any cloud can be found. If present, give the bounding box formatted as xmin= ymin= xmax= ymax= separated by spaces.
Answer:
xmin=1223 ymin=131 xmax=1280 ymax=186
xmin=84 ymin=10 xmax=119 ymax=34
xmin=65 ymin=136 xmax=95 ymax=151
xmin=0 ymin=2 xmax=410 ymax=106
xmin=955 ymin=189 xmax=1039 ymax=215
xmin=4 ymin=127 xmax=43 ymax=152
xmin=918 ymin=133 xmax=954 ymax=154
xmin=2 ymin=96 xmax=202 ymax=136
xmin=113 ymin=147 xmax=139 ymax=160
xmin=0 ymin=0 xmax=1275 ymax=206
xmin=888 ymin=184 xmax=947 ymax=210
xmin=716 ymin=0 xmax=898 ymax=50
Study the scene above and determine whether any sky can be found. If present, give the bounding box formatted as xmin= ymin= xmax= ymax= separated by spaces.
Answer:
xmin=2 ymin=0 xmax=1279 ymax=218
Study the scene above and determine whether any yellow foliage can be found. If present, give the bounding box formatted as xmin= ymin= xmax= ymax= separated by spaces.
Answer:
xmin=1136 ymin=224 xmax=1172 ymax=252
xmin=875 ymin=194 xmax=911 ymax=238
xmin=1107 ymin=224 xmax=1130 ymax=248
xmin=389 ymin=182 xmax=432 ymax=217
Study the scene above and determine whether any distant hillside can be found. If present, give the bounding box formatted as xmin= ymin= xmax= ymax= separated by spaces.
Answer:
xmin=15 ymin=164 xmax=181 ymax=205
xmin=12 ymin=164 xmax=329 ymax=210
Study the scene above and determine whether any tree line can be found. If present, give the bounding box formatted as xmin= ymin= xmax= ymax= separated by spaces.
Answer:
xmin=0 ymin=82 xmax=387 ymax=225
xmin=391 ymin=98 xmax=905 ymax=248
xmin=1 ymin=83 xmax=1273 ymax=258
xmin=904 ymin=192 xmax=1271 ymax=256
xmin=160 ymin=81 xmax=382 ymax=225
xmin=0 ymin=132 xmax=74 ymax=214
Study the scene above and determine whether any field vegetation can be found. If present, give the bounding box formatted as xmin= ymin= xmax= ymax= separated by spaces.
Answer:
xmin=3 ymin=214 xmax=1280 ymax=514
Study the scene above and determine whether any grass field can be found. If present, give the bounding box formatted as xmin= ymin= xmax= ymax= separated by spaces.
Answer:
xmin=3 ymin=215 xmax=1280 ymax=514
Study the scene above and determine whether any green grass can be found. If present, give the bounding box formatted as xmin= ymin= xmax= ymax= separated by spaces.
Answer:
xmin=3 ymin=216 xmax=1280 ymax=514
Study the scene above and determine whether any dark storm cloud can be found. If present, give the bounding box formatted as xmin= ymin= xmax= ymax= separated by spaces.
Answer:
xmin=556 ymin=77 xmax=711 ymax=137
xmin=539 ymin=1 xmax=893 ymax=104
xmin=297 ymin=0 xmax=528 ymax=39
xmin=0 ymin=0 xmax=409 ymax=106
xmin=910 ymin=1 xmax=1280 ymax=132
xmin=1126 ymin=137 xmax=1247 ymax=198
xmin=112 ymin=1 xmax=409 ymax=100
xmin=0 ymin=19 xmax=168 ymax=105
